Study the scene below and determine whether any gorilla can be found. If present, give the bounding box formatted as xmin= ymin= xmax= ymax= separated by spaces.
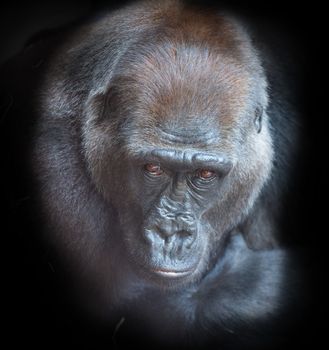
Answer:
xmin=1 ymin=0 xmax=308 ymax=349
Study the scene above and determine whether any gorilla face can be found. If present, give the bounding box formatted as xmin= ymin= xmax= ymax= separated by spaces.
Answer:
xmin=82 ymin=38 xmax=273 ymax=286
xmin=122 ymin=148 xmax=233 ymax=284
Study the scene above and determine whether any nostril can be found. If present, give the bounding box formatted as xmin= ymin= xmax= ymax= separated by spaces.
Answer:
xmin=155 ymin=226 xmax=193 ymax=240
xmin=176 ymin=230 xmax=193 ymax=238
xmin=156 ymin=226 xmax=171 ymax=239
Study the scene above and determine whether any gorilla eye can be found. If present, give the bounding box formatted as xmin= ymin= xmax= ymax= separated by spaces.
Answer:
xmin=144 ymin=163 xmax=163 ymax=176
xmin=197 ymin=169 xmax=216 ymax=180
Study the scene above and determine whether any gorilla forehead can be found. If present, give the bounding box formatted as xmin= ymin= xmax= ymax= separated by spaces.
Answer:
xmin=106 ymin=20 xmax=267 ymax=151
xmin=116 ymin=41 xmax=253 ymax=120
xmin=110 ymin=45 xmax=260 ymax=154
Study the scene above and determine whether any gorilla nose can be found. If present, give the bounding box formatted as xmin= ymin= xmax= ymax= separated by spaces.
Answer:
xmin=145 ymin=223 xmax=195 ymax=246
xmin=144 ymin=211 xmax=197 ymax=247
xmin=157 ymin=227 xmax=193 ymax=241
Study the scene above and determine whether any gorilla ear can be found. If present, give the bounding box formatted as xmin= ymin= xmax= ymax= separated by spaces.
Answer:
xmin=86 ymin=87 xmax=117 ymax=125
xmin=254 ymin=105 xmax=263 ymax=133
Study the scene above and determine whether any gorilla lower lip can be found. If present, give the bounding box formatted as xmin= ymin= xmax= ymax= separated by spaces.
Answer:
xmin=153 ymin=269 xmax=193 ymax=277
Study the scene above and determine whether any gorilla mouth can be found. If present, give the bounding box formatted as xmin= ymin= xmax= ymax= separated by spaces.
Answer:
xmin=152 ymin=267 xmax=196 ymax=278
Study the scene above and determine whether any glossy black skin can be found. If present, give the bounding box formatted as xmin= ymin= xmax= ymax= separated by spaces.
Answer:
xmin=0 ymin=0 xmax=306 ymax=348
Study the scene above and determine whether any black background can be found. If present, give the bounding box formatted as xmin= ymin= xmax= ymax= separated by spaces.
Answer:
xmin=0 ymin=0 xmax=327 ymax=348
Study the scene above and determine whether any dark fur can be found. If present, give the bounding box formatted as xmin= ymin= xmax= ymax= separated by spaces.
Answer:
xmin=3 ymin=0 xmax=304 ymax=348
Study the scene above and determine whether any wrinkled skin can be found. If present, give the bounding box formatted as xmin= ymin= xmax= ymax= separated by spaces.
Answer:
xmin=29 ymin=0 xmax=301 ymax=348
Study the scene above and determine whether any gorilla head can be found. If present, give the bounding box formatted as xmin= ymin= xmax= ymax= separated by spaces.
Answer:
xmin=80 ymin=16 xmax=272 ymax=286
